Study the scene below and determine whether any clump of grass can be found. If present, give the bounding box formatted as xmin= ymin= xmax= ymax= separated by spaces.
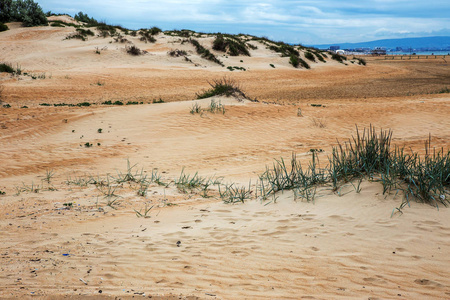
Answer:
xmin=175 ymin=168 xmax=206 ymax=192
xmin=134 ymin=204 xmax=153 ymax=218
xmin=207 ymin=99 xmax=225 ymax=114
xmin=196 ymin=77 xmax=248 ymax=100
xmin=256 ymin=126 xmax=450 ymax=212
xmin=219 ymin=182 xmax=252 ymax=204
xmin=113 ymin=159 xmax=146 ymax=184
xmin=190 ymin=102 xmax=202 ymax=114
xmin=174 ymin=168 xmax=221 ymax=195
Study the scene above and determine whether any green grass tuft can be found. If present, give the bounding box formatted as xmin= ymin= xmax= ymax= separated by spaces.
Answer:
xmin=196 ymin=77 xmax=247 ymax=100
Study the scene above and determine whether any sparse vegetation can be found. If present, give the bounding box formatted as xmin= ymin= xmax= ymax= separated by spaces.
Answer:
xmin=269 ymin=43 xmax=299 ymax=57
xmin=311 ymin=117 xmax=326 ymax=128
xmin=168 ymin=49 xmax=187 ymax=57
xmin=212 ymin=34 xmax=250 ymax=56
xmin=139 ymin=29 xmax=156 ymax=43
xmin=164 ymin=29 xmax=194 ymax=37
xmin=227 ymin=66 xmax=246 ymax=71
xmin=187 ymin=38 xmax=223 ymax=66
xmin=331 ymin=53 xmax=347 ymax=63
xmin=134 ymin=204 xmax=153 ymax=218
xmin=353 ymin=57 xmax=366 ymax=65
xmin=256 ymin=126 xmax=450 ymax=211
xmin=219 ymin=182 xmax=252 ymax=204
xmin=190 ymin=102 xmax=202 ymax=114
xmin=153 ymin=98 xmax=164 ymax=104
xmin=290 ymin=55 xmax=310 ymax=69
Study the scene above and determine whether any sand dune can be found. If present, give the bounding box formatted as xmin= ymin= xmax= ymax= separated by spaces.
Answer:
xmin=1 ymin=19 xmax=450 ymax=299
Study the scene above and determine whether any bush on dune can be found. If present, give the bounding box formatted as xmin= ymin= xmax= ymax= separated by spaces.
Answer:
xmin=212 ymin=34 xmax=250 ymax=56
xmin=0 ymin=0 xmax=47 ymax=27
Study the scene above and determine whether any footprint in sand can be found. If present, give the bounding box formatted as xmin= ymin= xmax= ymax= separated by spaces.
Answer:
xmin=414 ymin=279 xmax=443 ymax=287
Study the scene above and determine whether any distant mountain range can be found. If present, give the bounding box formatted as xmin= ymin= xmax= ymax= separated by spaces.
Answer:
xmin=310 ymin=36 xmax=450 ymax=50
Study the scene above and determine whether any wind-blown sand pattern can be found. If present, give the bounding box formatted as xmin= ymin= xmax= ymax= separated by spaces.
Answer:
xmin=1 ymin=18 xmax=450 ymax=299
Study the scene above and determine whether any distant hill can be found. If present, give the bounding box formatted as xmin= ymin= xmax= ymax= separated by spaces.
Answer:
xmin=311 ymin=36 xmax=450 ymax=50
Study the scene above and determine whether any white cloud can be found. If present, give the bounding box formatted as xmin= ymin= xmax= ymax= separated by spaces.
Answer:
xmin=37 ymin=0 xmax=450 ymax=44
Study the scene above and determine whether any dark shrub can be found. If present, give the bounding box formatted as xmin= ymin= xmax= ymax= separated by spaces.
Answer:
xmin=270 ymin=43 xmax=299 ymax=57
xmin=126 ymin=45 xmax=142 ymax=55
xmin=331 ymin=53 xmax=347 ymax=63
xmin=76 ymin=28 xmax=94 ymax=36
xmin=289 ymin=55 xmax=310 ymax=69
xmin=289 ymin=55 xmax=299 ymax=68
xmin=298 ymin=57 xmax=310 ymax=69
xmin=149 ymin=26 xmax=162 ymax=35
xmin=139 ymin=29 xmax=156 ymax=43
xmin=304 ymin=52 xmax=315 ymax=62
xmin=0 ymin=63 xmax=14 ymax=73
xmin=212 ymin=34 xmax=250 ymax=56
xmin=168 ymin=49 xmax=187 ymax=57
xmin=0 ymin=22 xmax=8 ymax=31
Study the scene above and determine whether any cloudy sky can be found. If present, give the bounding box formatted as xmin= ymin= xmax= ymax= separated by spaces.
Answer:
xmin=38 ymin=0 xmax=450 ymax=45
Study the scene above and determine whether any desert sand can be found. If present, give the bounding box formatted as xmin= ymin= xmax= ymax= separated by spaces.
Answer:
xmin=1 ymin=18 xmax=450 ymax=299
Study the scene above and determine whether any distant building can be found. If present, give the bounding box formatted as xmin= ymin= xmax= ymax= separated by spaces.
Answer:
xmin=330 ymin=45 xmax=340 ymax=51
xmin=371 ymin=47 xmax=386 ymax=55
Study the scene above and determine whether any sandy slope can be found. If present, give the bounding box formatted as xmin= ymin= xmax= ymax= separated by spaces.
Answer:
xmin=1 ymin=19 xmax=450 ymax=299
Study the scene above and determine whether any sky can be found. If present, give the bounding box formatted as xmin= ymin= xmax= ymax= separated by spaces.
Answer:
xmin=37 ymin=0 xmax=450 ymax=45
